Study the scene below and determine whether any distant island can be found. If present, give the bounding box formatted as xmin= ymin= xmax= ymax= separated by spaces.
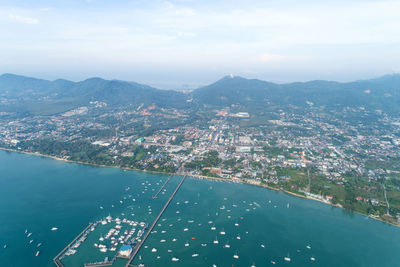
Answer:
xmin=1 ymin=73 xmax=400 ymax=225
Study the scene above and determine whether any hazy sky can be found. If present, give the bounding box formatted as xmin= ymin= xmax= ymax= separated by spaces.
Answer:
xmin=1 ymin=0 xmax=400 ymax=88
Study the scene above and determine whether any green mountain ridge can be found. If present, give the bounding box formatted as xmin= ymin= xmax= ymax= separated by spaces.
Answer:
xmin=1 ymin=73 xmax=400 ymax=115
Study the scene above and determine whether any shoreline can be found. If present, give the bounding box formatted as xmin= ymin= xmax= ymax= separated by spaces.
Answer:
xmin=1 ymin=146 xmax=398 ymax=228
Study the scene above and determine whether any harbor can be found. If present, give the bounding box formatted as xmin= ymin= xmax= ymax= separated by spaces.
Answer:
xmin=2 ymin=151 xmax=400 ymax=267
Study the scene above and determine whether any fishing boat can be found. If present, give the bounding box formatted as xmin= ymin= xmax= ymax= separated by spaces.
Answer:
xmin=192 ymin=253 xmax=199 ymax=257
xmin=310 ymin=257 xmax=316 ymax=261
xmin=171 ymin=257 xmax=179 ymax=261
xmin=152 ymin=248 xmax=157 ymax=252
xmin=35 ymin=251 xmax=40 ymax=257
xmin=261 ymin=244 xmax=265 ymax=248
xmin=306 ymin=245 xmax=311 ymax=249
xmin=27 ymin=233 xmax=32 ymax=237
xmin=284 ymin=256 xmax=291 ymax=262
xmin=236 ymin=235 xmax=241 ymax=240
xmin=213 ymin=237 xmax=219 ymax=244
xmin=184 ymin=242 xmax=189 ymax=247
xmin=233 ymin=253 xmax=239 ymax=259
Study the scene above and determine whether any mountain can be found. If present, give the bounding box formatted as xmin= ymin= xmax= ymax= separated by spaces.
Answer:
xmin=0 ymin=74 xmax=190 ymax=114
xmin=192 ymin=74 xmax=400 ymax=113
xmin=1 ymin=73 xmax=400 ymax=115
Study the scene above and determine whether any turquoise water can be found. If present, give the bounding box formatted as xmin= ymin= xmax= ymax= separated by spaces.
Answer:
xmin=1 ymin=150 xmax=400 ymax=267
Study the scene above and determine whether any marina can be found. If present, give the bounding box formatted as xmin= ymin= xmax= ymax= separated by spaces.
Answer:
xmin=2 ymin=151 xmax=400 ymax=267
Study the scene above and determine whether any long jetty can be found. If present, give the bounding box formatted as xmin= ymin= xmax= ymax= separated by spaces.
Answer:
xmin=152 ymin=174 xmax=173 ymax=199
xmin=125 ymin=175 xmax=187 ymax=267
xmin=53 ymin=223 xmax=93 ymax=267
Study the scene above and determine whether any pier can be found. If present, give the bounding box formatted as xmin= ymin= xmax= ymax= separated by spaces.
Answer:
xmin=125 ymin=175 xmax=187 ymax=267
xmin=152 ymin=174 xmax=173 ymax=199
xmin=53 ymin=223 xmax=93 ymax=267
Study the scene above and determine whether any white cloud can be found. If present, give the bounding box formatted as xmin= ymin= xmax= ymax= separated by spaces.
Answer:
xmin=8 ymin=13 xmax=38 ymax=24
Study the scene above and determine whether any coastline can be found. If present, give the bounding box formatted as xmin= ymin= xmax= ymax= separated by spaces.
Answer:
xmin=1 ymin=146 xmax=398 ymax=228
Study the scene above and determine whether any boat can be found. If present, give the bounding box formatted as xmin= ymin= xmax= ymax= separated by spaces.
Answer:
xmin=3 ymin=245 xmax=7 ymax=249
xmin=201 ymin=243 xmax=207 ymax=247
xmin=306 ymin=245 xmax=311 ymax=249
xmin=287 ymin=203 xmax=290 ymax=208
xmin=27 ymin=233 xmax=32 ymax=237
xmin=271 ymin=261 xmax=276 ymax=264
xmin=152 ymin=248 xmax=157 ymax=252
xmin=184 ymin=243 xmax=189 ymax=247
xmin=51 ymin=227 xmax=58 ymax=231
xmin=236 ymin=235 xmax=241 ymax=240
xmin=233 ymin=254 xmax=239 ymax=259
xmin=37 ymin=243 xmax=42 ymax=247
xmin=183 ymin=228 xmax=189 ymax=231
xmin=100 ymin=247 xmax=107 ymax=252
xmin=171 ymin=257 xmax=179 ymax=261
xmin=220 ymin=230 xmax=226 ymax=235
xmin=311 ymin=257 xmax=316 ymax=261
xmin=224 ymin=242 xmax=230 ymax=248
xmin=261 ymin=244 xmax=265 ymax=248
xmin=192 ymin=253 xmax=199 ymax=257
xmin=284 ymin=257 xmax=291 ymax=262
xmin=29 ymin=240 xmax=33 ymax=244
xmin=172 ymin=238 xmax=177 ymax=242
xmin=211 ymin=226 xmax=216 ymax=230
xmin=35 ymin=251 xmax=40 ymax=257
xmin=160 ymin=239 xmax=166 ymax=242
xmin=234 ymin=223 xmax=239 ymax=227
xmin=213 ymin=237 xmax=219 ymax=244
xmin=25 ymin=229 xmax=28 ymax=234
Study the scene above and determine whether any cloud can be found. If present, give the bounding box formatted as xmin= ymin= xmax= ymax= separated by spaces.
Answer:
xmin=8 ymin=13 xmax=38 ymax=24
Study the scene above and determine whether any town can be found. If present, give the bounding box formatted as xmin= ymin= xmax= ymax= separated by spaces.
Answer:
xmin=1 ymin=101 xmax=400 ymax=225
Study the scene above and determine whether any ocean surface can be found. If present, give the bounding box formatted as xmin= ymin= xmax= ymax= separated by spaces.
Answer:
xmin=1 ymin=150 xmax=400 ymax=267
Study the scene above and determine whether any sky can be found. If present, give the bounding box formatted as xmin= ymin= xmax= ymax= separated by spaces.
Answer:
xmin=1 ymin=0 xmax=400 ymax=89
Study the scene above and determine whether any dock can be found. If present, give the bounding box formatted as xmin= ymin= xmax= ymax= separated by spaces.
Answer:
xmin=125 ymin=175 xmax=187 ymax=267
xmin=152 ymin=174 xmax=173 ymax=199
xmin=53 ymin=223 xmax=93 ymax=267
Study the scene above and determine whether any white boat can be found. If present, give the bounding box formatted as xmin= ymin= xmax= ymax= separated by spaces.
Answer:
xmin=271 ymin=261 xmax=276 ymax=264
xmin=152 ymin=248 xmax=157 ymax=252
xmin=311 ymin=257 xmax=316 ymax=261
xmin=234 ymin=223 xmax=239 ymax=227
xmin=261 ymin=244 xmax=265 ymax=248
xmin=172 ymin=238 xmax=177 ymax=242
xmin=201 ymin=243 xmax=207 ymax=247
xmin=224 ymin=243 xmax=230 ymax=248
xmin=183 ymin=228 xmax=189 ymax=231
xmin=233 ymin=254 xmax=239 ymax=259
xmin=37 ymin=243 xmax=42 ymax=247
xmin=184 ymin=243 xmax=189 ymax=247
xmin=160 ymin=239 xmax=166 ymax=242
xmin=211 ymin=226 xmax=216 ymax=230
xmin=213 ymin=238 xmax=219 ymax=244
xmin=192 ymin=253 xmax=199 ymax=257
xmin=284 ymin=257 xmax=291 ymax=262
xmin=27 ymin=233 xmax=32 ymax=237
xmin=35 ymin=251 xmax=40 ymax=257
xmin=171 ymin=257 xmax=179 ymax=261
xmin=100 ymin=247 xmax=107 ymax=252
xmin=219 ymin=231 xmax=225 ymax=235
xmin=306 ymin=245 xmax=311 ymax=249
xmin=236 ymin=236 xmax=241 ymax=240
xmin=287 ymin=203 xmax=290 ymax=208
xmin=29 ymin=240 xmax=33 ymax=244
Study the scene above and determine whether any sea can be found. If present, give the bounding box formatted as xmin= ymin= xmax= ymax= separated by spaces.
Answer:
xmin=1 ymin=150 xmax=400 ymax=267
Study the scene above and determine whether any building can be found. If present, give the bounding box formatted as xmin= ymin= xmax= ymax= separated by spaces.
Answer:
xmin=119 ymin=245 xmax=132 ymax=257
